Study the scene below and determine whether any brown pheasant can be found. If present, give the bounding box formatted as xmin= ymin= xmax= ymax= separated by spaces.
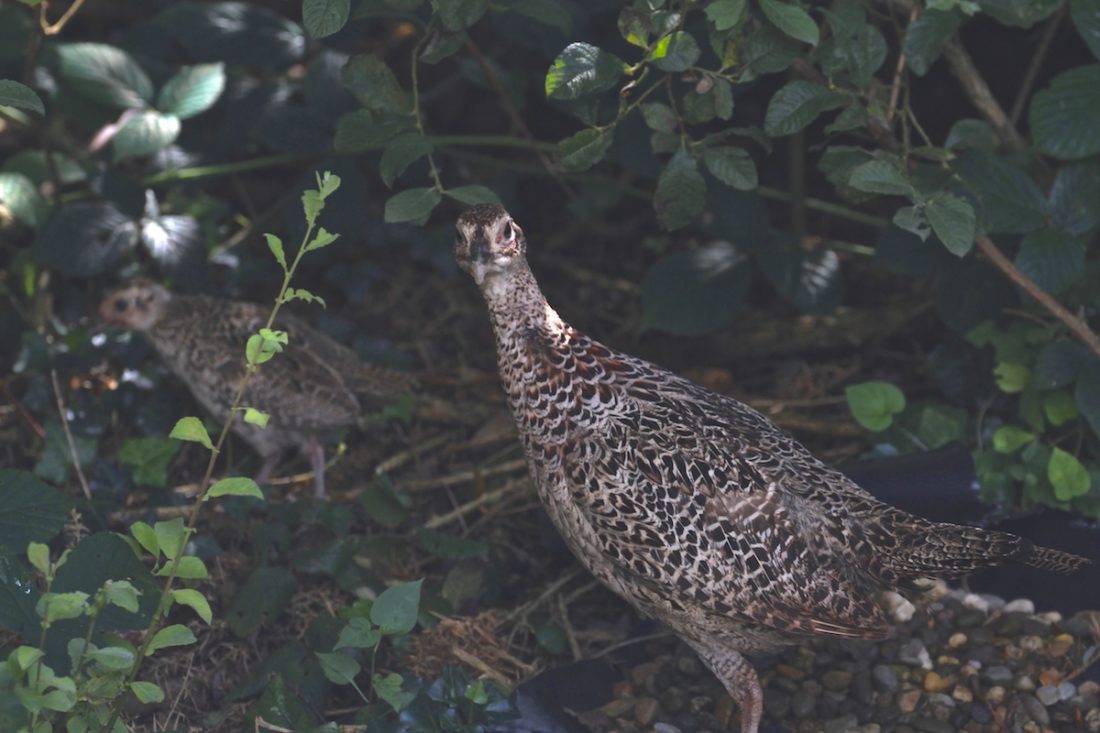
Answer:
xmin=454 ymin=204 xmax=1089 ymax=733
xmin=100 ymin=279 xmax=416 ymax=497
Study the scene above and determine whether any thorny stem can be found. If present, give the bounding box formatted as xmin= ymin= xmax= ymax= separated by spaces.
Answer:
xmin=104 ymin=190 xmax=330 ymax=730
xmin=410 ymin=33 xmax=445 ymax=192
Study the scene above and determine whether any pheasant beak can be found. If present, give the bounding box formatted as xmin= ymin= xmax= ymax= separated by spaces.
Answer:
xmin=469 ymin=236 xmax=491 ymax=285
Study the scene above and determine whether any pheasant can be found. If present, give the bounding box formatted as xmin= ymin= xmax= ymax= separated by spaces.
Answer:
xmin=454 ymin=204 xmax=1090 ymax=733
xmin=99 ymin=279 xmax=416 ymax=497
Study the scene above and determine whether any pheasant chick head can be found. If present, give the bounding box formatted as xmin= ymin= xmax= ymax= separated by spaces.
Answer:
xmin=99 ymin=279 xmax=171 ymax=331
xmin=454 ymin=203 xmax=526 ymax=287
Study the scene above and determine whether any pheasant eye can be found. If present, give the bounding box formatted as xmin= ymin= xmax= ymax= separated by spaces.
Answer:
xmin=113 ymin=298 xmax=128 ymax=312
xmin=502 ymin=222 xmax=515 ymax=241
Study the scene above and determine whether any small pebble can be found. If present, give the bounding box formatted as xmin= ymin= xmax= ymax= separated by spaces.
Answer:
xmin=1022 ymin=694 xmax=1051 ymax=726
xmin=923 ymin=671 xmax=952 ymax=692
xmin=634 ymin=697 xmax=659 ymax=726
xmin=653 ymin=724 xmax=682 ymax=733
xmin=823 ymin=713 xmax=859 ymax=733
xmin=981 ymin=665 xmax=1013 ymax=685
xmin=899 ymin=639 xmax=932 ymax=669
xmin=822 ymin=670 xmax=853 ymax=691
xmin=898 ymin=688 xmax=922 ymax=713
xmin=948 ymin=632 xmax=968 ymax=648
xmin=872 ymin=664 xmax=899 ymax=692
xmin=1058 ymin=681 xmax=1077 ymax=700
xmin=952 ymin=684 xmax=973 ymax=703
xmin=1004 ymin=598 xmax=1036 ymax=614
xmin=1015 ymin=674 xmax=1036 ymax=691
xmin=791 ymin=690 xmax=816 ymax=718
xmin=913 ymin=717 xmax=954 ymax=733
xmin=962 ymin=593 xmax=990 ymax=612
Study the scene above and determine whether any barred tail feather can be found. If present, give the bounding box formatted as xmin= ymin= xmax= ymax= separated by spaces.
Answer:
xmin=1023 ymin=544 xmax=1091 ymax=574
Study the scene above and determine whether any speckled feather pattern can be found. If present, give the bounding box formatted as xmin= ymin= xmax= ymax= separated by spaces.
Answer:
xmin=455 ymin=204 xmax=1089 ymax=733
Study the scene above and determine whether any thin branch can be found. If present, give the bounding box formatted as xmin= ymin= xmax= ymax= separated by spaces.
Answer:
xmin=1009 ymin=0 xmax=1067 ymax=126
xmin=49 ymin=369 xmax=92 ymax=502
xmin=941 ymin=40 xmax=1027 ymax=152
xmin=975 ymin=234 xmax=1100 ymax=360
xmin=39 ymin=0 xmax=90 ymax=34
xmin=885 ymin=3 xmax=918 ymax=125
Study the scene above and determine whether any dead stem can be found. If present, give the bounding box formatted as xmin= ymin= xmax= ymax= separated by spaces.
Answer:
xmin=49 ymin=369 xmax=92 ymax=501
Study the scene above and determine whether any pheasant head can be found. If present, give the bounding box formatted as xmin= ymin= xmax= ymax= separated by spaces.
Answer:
xmin=99 ymin=279 xmax=172 ymax=331
xmin=454 ymin=203 xmax=526 ymax=287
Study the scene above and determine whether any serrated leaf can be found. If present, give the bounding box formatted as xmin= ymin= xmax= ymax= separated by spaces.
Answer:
xmin=434 ymin=0 xmax=488 ymax=31
xmin=379 ymin=133 xmax=433 ymax=188
xmin=945 ymin=119 xmax=996 ymax=151
xmin=993 ymin=425 xmax=1035 ymax=453
xmin=1048 ymin=447 xmax=1091 ymax=500
xmin=169 ymin=416 xmax=213 ymax=450
xmin=759 ymin=0 xmax=820 ymax=45
xmin=1014 ymin=227 xmax=1085 ymax=294
xmin=171 ymin=588 xmax=212 ymax=624
xmin=333 ymin=110 xmax=411 ymax=152
xmin=641 ymin=241 xmax=749 ymax=335
xmin=904 ymin=9 xmax=960 ymax=76
xmin=305 ymin=227 xmax=338 ymax=252
xmin=846 ymin=381 xmax=906 ymax=431
xmin=703 ymin=146 xmax=757 ymax=191
xmin=370 ymin=579 xmax=422 ymax=635
xmin=1030 ymin=64 xmax=1100 ymax=160
xmin=763 ymin=80 xmax=846 ymax=137
xmin=847 ymin=159 xmax=915 ymax=196
xmin=130 ymin=681 xmax=165 ymax=704
xmin=112 ymin=111 xmax=181 ymax=161
xmin=244 ymin=407 xmax=271 ymax=428
xmin=156 ymin=63 xmax=225 ymax=119
xmin=952 ymin=150 xmax=1047 ymax=234
xmin=511 ymin=0 xmax=572 ymax=33
xmin=892 ymin=206 xmax=931 ymax=240
xmin=1071 ymin=0 xmax=1100 ymax=60
xmin=147 ymin=623 xmax=197 ymax=653
xmin=317 ymin=651 xmax=360 ymax=684
xmin=0 ymin=171 xmax=49 ymax=228
xmin=545 ymin=43 xmax=625 ymax=100
xmin=56 ymin=42 xmax=154 ymax=109
xmin=383 ymin=187 xmax=441 ymax=225
xmin=206 ymin=477 xmax=263 ymax=500
xmin=978 ymin=0 xmax=1060 ymax=27
xmin=649 ymin=31 xmax=701 ymax=72
xmin=654 ymin=151 xmax=706 ymax=230
xmin=925 ymin=192 xmax=976 ymax=256
xmin=641 ymin=102 xmax=676 ymax=132
xmin=557 ymin=127 xmax=613 ymax=172
xmin=445 ymin=185 xmax=500 ymax=205
xmin=1048 ymin=162 xmax=1100 ymax=236
xmin=706 ymin=0 xmax=748 ymax=30
xmin=0 ymin=79 xmax=44 ymax=114
xmin=342 ymin=55 xmax=408 ymax=113
xmin=303 ymin=0 xmax=350 ymax=38
xmin=118 ymin=436 xmax=179 ymax=489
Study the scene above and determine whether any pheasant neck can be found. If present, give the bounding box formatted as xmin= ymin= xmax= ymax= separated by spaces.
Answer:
xmin=480 ymin=258 xmax=566 ymax=343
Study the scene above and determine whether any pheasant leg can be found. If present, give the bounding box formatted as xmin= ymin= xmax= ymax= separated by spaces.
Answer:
xmin=305 ymin=437 xmax=326 ymax=498
xmin=255 ymin=451 xmax=281 ymax=486
xmin=686 ymin=640 xmax=763 ymax=733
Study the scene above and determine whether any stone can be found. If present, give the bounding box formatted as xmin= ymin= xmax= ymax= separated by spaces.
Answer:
xmin=872 ymin=664 xmax=900 ymax=693
xmin=923 ymin=671 xmax=952 ymax=693
xmin=948 ymin=632 xmax=968 ymax=648
xmin=898 ymin=688 xmax=922 ymax=714
xmin=1046 ymin=633 xmax=1075 ymax=658
xmin=791 ymin=690 xmax=817 ymax=718
xmin=952 ymin=685 xmax=973 ymax=703
xmin=824 ymin=714 xmax=860 ymax=733
xmin=1015 ymin=674 xmax=1035 ymax=692
xmin=981 ymin=665 xmax=1013 ymax=685
xmin=1003 ymin=598 xmax=1036 ymax=614
xmin=654 ymin=724 xmax=682 ymax=733
xmin=823 ymin=670 xmax=854 ymax=691
xmin=1022 ymin=694 xmax=1051 ymax=726
xmin=634 ymin=697 xmax=659 ymax=726
xmin=899 ymin=639 xmax=932 ymax=669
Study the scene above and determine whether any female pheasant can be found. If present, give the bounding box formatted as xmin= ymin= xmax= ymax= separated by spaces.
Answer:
xmin=454 ymin=203 xmax=1089 ymax=733
xmin=100 ymin=279 xmax=416 ymax=497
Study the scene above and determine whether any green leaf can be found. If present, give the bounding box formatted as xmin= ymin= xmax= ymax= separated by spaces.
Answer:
xmin=763 ymin=80 xmax=845 ymax=137
xmin=227 ymin=566 xmax=295 ymax=636
xmin=545 ymin=43 xmax=625 ymax=100
xmin=342 ymin=55 xmax=408 ymax=114
xmin=171 ymin=588 xmax=212 ymax=624
xmin=0 ymin=79 xmax=44 ymax=114
xmin=373 ymin=672 xmax=416 ymax=712
xmin=34 ymin=421 xmax=96 ymax=485
xmin=335 ymin=617 xmax=382 ymax=649
xmin=416 ymin=527 xmax=489 ymax=559
xmin=118 ymin=436 xmax=179 ymax=489
xmin=130 ymin=681 xmax=165 ymax=704
xmin=944 ymin=119 xmax=997 ymax=151
xmin=1071 ymin=0 xmax=1100 ymax=60
xmin=993 ymin=425 xmax=1035 ymax=453
xmin=903 ymin=9 xmax=960 ymax=76
xmin=1075 ymin=363 xmax=1100 ymax=438
xmin=130 ymin=521 xmax=158 ymax=557
xmin=244 ymin=407 xmax=271 ymax=428
xmin=641 ymin=102 xmax=677 ymax=132
xmin=88 ymin=645 xmax=135 ymax=670
xmin=654 ymin=151 xmax=706 ymax=230
xmin=154 ymin=518 xmax=186 ymax=561
xmin=847 ymin=159 xmax=915 ymax=196
xmin=171 ymin=556 xmax=209 ymax=580
xmin=370 ymin=579 xmax=422 ymax=635
xmin=56 ymin=42 xmax=154 ymax=109
xmin=649 ymin=31 xmax=701 ymax=72
xmin=246 ymin=332 xmax=281 ymax=365
xmin=378 ymin=133 xmax=433 ymax=188
xmin=13 ymin=646 xmax=45 ymax=671
xmin=1044 ymin=390 xmax=1080 ymax=426
xmin=317 ymin=651 xmax=360 ymax=684
xmin=1048 ymin=162 xmax=1100 ymax=236
xmin=742 ymin=22 xmax=801 ymax=77
xmin=1030 ymin=64 xmax=1100 ymax=160
xmin=978 ymin=0 xmax=1060 ymax=27
xmin=383 ymin=187 xmax=441 ymax=225
xmin=845 ymin=381 xmax=906 ymax=431
xmin=147 ymin=623 xmax=197 ymax=654
xmin=102 ymin=580 xmax=140 ymax=613
xmin=27 ymin=542 xmax=50 ymax=576
xmin=333 ymin=110 xmax=411 ymax=153
xmin=359 ymin=474 xmax=410 ymax=527
xmin=304 ymin=227 xmax=339 ymax=252
xmin=925 ymin=192 xmax=976 ymax=256
xmin=155 ymin=63 xmax=225 ymax=119
xmin=433 ymin=0 xmax=488 ymax=31
xmin=713 ymin=78 xmax=734 ymax=119
xmin=445 ymin=185 xmax=501 ymax=205
xmin=265 ymin=233 xmax=286 ymax=270
xmin=641 ymin=241 xmax=749 ymax=336
xmin=703 ymin=147 xmax=757 ymax=191
xmin=1014 ymin=227 xmax=1085 ymax=294
xmin=1048 ymin=447 xmax=1091 ymax=500
xmin=38 ymin=591 xmax=89 ymax=623
xmin=0 ymin=171 xmax=49 ymax=228
xmin=169 ymin=416 xmax=213 ymax=450
xmin=303 ymin=0 xmax=350 ymax=38
xmin=994 ymin=362 xmax=1031 ymax=393
xmin=206 ymin=477 xmax=263 ymax=501
xmin=706 ymin=0 xmax=749 ymax=30
xmin=617 ymin=7 xmax=652 ymax=47
xmin=952 ymin=150 xmax=1047 ymax=234
xmin=510 ymin=0 xmax=572 ymax=33
xmin=112 ymin=111 xmax=181 ymax=161
xmin=0 ymin=470 xmax=71 ymax=552
xmin=759 ymin=0 xmax=820 ymax=45
xmin=51 ymin=532 xmax=159 ymax=631
xmin=1035 ymin=341 xmax=1089 ymax=389
xmin=557 ymin=127 xmax=613 ymax=172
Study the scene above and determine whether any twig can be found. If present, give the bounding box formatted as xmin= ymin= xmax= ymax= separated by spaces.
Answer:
xmin=1 ymin=379 xmax=45 ymax=439
xmin=502 ymin=567 xmax=584 ymax=624
xmin=975 ymin=234 xmax=1100 ymax=360
xmin=1009 ymin=1 xmax=1067 ymax=126
xmin=941 ymin=40 xmax=1027 ymax=152
xmin=756 ymin=186 xmax=890 ymax=228
xmin=885 ymin=4 xmax=918 ymax=124
xmin=255 ymin=719 xmax=295 ymax=733
xmin=450 ymin=646 xmax=513 ymax=687
xmin=402 ymin=457 xmax=529 ymax=492
xmin=423 ymin=482 xmax=518 ymax=529
xmin=374 ymin=435 xmax=450 ymax=476
xmin=39 ymin=0 xmax=90 ymax=34
xmin=557 ymin=593 xmax=583 ymax=662
xmin=49 ymin=369 xmax=92 ymax=501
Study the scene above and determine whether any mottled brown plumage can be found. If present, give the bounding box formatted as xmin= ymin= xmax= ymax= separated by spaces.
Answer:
xmin=100 ymin=279 xmax=415 ymax=496
xmin=454 ymin=204 xmax=1089 ymax=733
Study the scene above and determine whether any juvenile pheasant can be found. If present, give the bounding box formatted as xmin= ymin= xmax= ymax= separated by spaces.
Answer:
xmin=100 ymin=279 xmax=415 ymax=497
xmin=454 ymin=204 xmax=1089 ymax=733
